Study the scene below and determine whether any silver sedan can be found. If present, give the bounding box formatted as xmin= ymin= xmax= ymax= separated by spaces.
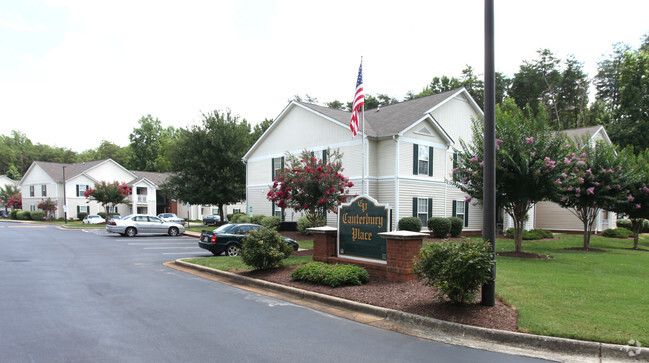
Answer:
xmin=106 ymin=214 xmax=185 ymax=237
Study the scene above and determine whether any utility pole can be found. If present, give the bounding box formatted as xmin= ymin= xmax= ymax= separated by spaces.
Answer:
xmin=62 ymin=166 xmax=68 ymax=224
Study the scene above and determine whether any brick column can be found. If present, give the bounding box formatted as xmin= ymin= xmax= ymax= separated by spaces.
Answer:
xmin=308 ymin=226 xmax=338 ymax=263
xmin=379 ymin=231 xmax=426 ymax=282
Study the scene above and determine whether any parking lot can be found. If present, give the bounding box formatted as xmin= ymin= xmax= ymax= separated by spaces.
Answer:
xmin=83 ymin=228 xmax=212 ymax=257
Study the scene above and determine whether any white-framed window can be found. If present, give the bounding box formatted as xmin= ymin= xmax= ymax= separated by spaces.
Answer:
xmin=41 ymin=185 xmax=47 ymax=196
xmin=30 ymin=185 xmax=34 ymax=197
xmin=417 ymin=197 xmax=428 ymax=226
xmin=413 ymin=144 xmax=433 ymax=176
xmin=212 ymin=208 xmax=219 ymax=214
xmin=78 ymin=205 xmax=89 ymax=214
xmin=272 ymin=157 xmax=284 ymax=180
xmin=109 ymin=206 xmax=118 ymax=213
xmin=77 ymin=184 xmax=88 ymax=197
xmin=233 ymin=208 xmax=241 ymax=214
xmin=273 ymin=204 xmax=283 ymax=218
xmin=453 ymin=200 xmax=469 ymax=227
xmin=30 ymin=204 xmax=36 ymax=211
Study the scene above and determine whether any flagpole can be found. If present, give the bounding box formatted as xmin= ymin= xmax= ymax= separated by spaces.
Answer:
xmin=361 ymin=57 xmax=366 ymax=196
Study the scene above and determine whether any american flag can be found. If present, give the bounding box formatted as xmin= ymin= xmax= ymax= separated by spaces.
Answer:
xmin=350 ymin=62 xmax=364 ymax=137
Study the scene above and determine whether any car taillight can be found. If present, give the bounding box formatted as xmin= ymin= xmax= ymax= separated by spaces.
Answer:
xmin=210 ymin=235 xmax=217 ymax=243
xmin=109 ymin=221 xmax=117 ymax=226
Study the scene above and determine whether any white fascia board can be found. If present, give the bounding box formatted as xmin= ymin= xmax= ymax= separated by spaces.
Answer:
xmin=399 ymin=115 xmax=454 ymax=146
xmin=423 ymin=88 xmax=484 ymax=117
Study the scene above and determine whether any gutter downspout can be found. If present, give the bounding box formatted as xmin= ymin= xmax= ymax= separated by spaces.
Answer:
xmin=444 ymin=147 xmax=448 ymax=217
xmin=393 ymin=135 xmax=399 ymax=229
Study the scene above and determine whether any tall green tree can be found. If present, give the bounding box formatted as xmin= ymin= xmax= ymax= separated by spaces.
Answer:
xmin=127 ymin=115 xmax=175 ymax=172
xmin=162 ymin=110 xmax=250 ymax=222
xmin=612 ymin=147 xmax=649 ymax=250
xmin=250 ymin=118 xmax=274 ymax=144
xmin=557 ymin=56 xmax=590 ymax=128
xmin=84 ymin=181 xmax=132 ymax=218
xmin=452 ymin=98 xmax=569 ymax=252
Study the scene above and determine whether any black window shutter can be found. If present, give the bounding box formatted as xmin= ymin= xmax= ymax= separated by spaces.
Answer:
xmin=412 ymin=197 xmax=417 ymax=217
xmin=76 ymin=185 xmax=79 ymax=197
xmin=77 ymin=205 xmax=80 ymax=214
xmin=281 ymin=156 xmax=284 ymax=170
xmin=271 ymin=158 xmax=275 ymax=180
xmin=428 ymin=147 xmax=434 ymax=176
xmin=453 ymin=153 xmax=458 ymax=169
xmin=413 ymin=144 xmax=418 ymax=175
xmin=271 ymin=201 xmax=275 ymax=216
xmin=281 ymin=208 xmax=285 ymax=222
xmin=464 ymin=201 xmax=469 ymax=227
xmin=427 ymin=198 xmax=433 ymax=219
xmin=452 ymin=201 xmax=457 ymax=217
xmin=322 ymin=149 xmax=327 ymax=164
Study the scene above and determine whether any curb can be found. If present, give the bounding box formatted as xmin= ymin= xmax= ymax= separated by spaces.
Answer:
xmin=173 ymin=259 xmax=649 ymax=363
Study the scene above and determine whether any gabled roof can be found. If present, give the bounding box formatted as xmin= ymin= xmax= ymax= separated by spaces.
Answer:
xmin=244 ymin=87 xmax=478 ymax=160
xmin=21 ymin=159 xmax=110 ymax=184
xmin=128 ymin=170 xmax=171 ymax=187
xmin=560 ymin=125 xmax=612 ymax=145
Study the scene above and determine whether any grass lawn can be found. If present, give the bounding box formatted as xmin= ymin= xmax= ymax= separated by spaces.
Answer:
xmin=495 ymin=233 xmax=649 ymax=345
xmin=184 ymin=254 xmax=313 ymax=272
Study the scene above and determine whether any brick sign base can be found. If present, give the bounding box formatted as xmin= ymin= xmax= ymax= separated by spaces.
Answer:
xmin=310 ymin=227 xmax=426 ymax=282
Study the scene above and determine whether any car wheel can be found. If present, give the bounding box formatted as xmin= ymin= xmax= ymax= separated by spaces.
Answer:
xmin=125 ymin=227 xmax=137 ymax=237
xmin=168 ymin=227 xmax=179 ymax=236
xmin=225 ymin=244 xmax=240 ymax=257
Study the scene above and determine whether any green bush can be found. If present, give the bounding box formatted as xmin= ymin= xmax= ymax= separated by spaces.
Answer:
xmin=77 ymin=212 xmax=88 ymax=221
xmin=261 ymin=216 xmax=281 ymax=230
xmin=291 ymin=262 xmax=370 ymax=287
xmin=10 ymin=209 xmax=21 ymax=219
xmin=398 ymin=217 xmax=422 ymax=232
xmin=616 ymin=218 xmax=632 ymax=231
xmin=97 ymin=212 xmax=107 ymax=219
xmin=226 ymin=213 xmax=233 ymax=221
xmin=241 ymin=227 xmax=293 ymax=270
xmin=427 ymin=217 xmax=451 ymax=238
xmin=30 ymin=211 xmax=45 ymax=221
xmin=504 ymin=228 xmax=550 ymax=240
xmin=643 ymin=219 xmax=649 ymax=233
xmin=448 ymin=217 xmax=464 ymax=237
xmin=601 ymin=227 xmax=634 ymax=238
xmin=296 ymin=214 xmax=325 ymax=235
xmin=230 ymin=213 xmax=246 ymax=223
xmin=251 ymin=214 xmax=265 ymax=225
xmin=17 ymin=211 xmax=31 ymax=220
xmin=414 ymin=240 xmax=494 ymax=304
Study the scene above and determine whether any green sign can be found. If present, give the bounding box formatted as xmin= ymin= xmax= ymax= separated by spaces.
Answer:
xmin=338 ymin=195 xmax=390 ymax=261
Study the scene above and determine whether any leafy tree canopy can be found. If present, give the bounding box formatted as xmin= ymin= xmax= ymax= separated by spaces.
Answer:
xmin=84 ymin=181 xmax=132 ymax=216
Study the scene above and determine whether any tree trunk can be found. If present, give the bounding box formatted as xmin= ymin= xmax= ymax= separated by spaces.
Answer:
xmin=631 ymin=218 xmax=642 ymax=250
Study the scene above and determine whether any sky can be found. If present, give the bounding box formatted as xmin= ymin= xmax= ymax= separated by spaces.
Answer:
xmin=1 ymin=0 xmax=648 ymax=152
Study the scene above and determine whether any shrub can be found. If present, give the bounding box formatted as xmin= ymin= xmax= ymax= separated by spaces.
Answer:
xmin=398 ymin=217 xmax=422 ymax=232
xmin=601 ymin=227 xmax=634 ymax=238
xmin=643 ymin=219 xmax=649 ymax=233
xmin=230 ymin=213 xmax=246 ymax=223
xmin=448 ymin=217 xmax=464 ymax=237
xmin=241 ymin=227 xmax=293 ymax=270
xmin=97 ymin=212 xmax=107 ymax=219
xmin=261 ymin=216 xmax=281 ymax=230
xmin=30 ymin=211 xmax=45 ymax=221
xmin=251 ymin=214 xmax=265 ymax=225
xmin=10 ymin=209 xmax=21 ymax=219
xmin=226 ymin=213 xmax=233 ymax=221
xmin=427 ymin=217 xmax=451 ymax=238
xmin=531 ymin=228 xmax=553 ymax=239
xmin=297 ymin=214 xmax=326 ymax=235
xmin=291 ymin=262 xmax=370 ymax=287
xmin=414 ymin=240 xmax=494 ymax=304
xmin=77 ymin=212 xmax=89 ymax=221
xmin=616 ymin=219 xmax=632 ymax=231
xmin=17 ymin=211 xmax=31 ymax=220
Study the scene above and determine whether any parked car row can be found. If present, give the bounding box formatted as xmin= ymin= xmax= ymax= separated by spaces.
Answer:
xmin=202 ymin=214 xmax=228 ymax=225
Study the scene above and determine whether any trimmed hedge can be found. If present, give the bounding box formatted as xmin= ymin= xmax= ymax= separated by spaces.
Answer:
xmin=617 ymin=219 xmax=632 ymax=231
xmin=427 ymin=217 xmax=451 ymax=238
xmin=504 ymin=228 xmax=553 ymax=240
xmin=30 ymin=211 xmax=45 ymax=221
xmin=251 ymin=214 xmax=265 ymax=225
xmin=414 ymin=240 xmax=494 ymax=304
xmin=10 ymin=209 xmax=21 ymax=219
xmin=398 ymin=217 xmax=422 ymax=232
xmin=601 ymin=227 xmax=634 ymax=238
xmin=17 ymin=211 xmax=31 ymax=220
xmin=77 ymin=212 xmax=88 ymax=221
xmin=241 ymin=227 xmax=293 ymax=270
xmin=97 ymin=212 xmax=107 ymax=219
xmin=291 ymin=262 xmax=370 ymax=287
xmin=448 ymin=217 xmax=464 ymax=237
xmin=261 ymin=216 xmax=281 ymax=230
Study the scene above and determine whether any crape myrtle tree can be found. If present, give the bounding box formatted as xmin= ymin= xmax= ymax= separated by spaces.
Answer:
xmin=611 ymin=147 xmax=649 ymax=250
xmin=7 ymin=192 xmax=22 ymax=210
xmin=555 ymin=138 xmax=622 ymax=249
xmin=37 ymin=197 xmax=58 ymax=220
xmin=162 ymin=110 xmax=250 ymax=222
xmin=452 ymin=98 xmax=568 ymax=253
xmin=267 ymin=149 xmax=354 ymax=226
xmin=0 ymin=184 xmax=20 ymax=210
xmin=84 ymin=181 xmax=132 ymax=217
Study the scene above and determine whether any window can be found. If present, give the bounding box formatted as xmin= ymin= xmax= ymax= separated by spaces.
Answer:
xmin=109 ymin=206 xmax=118 ymax=213
xmin=453 ymin=200 xmax=469 ymax=227
xmin=272 ymin=202 xmax=285 ymax=221
xmin=77 ymin=184 xmax=89 ymax=197
xmin=272 ymin=157 xmax=284 ymax=180
xmin=233 ymin=208 xmax=241 ymax=214
xmin=412 ymin=197 xmax=432 ymax=227
xmin=77 ymin=206 xmax=89 ymax=214
xmin=413 ymin=144 xmax=433 ymax=176
xmin=30 ymin=204 xmax=36 ymax=211
xmin=30 ymin=185 xmax=34 ymax=197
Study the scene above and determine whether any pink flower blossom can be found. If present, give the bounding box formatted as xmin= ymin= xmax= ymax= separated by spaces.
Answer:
xmin=578 ymin=177 xmax=584 ymax=184
xmin=526 ymin=137 xmax=534 ymax=144
xmin=470 ymin=156 xmax=478 ymax=162
xmin=577 ymin=161 xmax=586 ymax=165
xmin=479 ymin=161 xmax=484 ymax=167
xmin=564 ymin=158 xmax=571 ymax=165
xmin=561 ymin=197 xmax=567 ymax=202
xmin=595 ymin=182 xmax=600 ymax=186
xmin=567 ymin=186 xmax=573 ymax=191
xmin=576 ymin=187 xmax=581 ymax=193
xmin=586 ymin=168 xmax=592 ymax=174
xmin=587 ymin=187 xmax=595 ymax=195
xmin=580 ymin=153 xmax=587 ymax=158
xmin=628 ymin=194 xmax=635 ymax=201
xmin=465 ymin=196 xmax=472 ymax=202
xmin=555 ymin=179 xmax=562 ymax=185
xmin=531 ymin=152 xmax=536 ymax=157
xmin=562 ymin=173 xmax=568 ymax=178
xmin=575 ymin=193 xmax=581 ymax=197
xmin=636 ymin=204 xmax=642 ymax=209
xmin=462 ymin=177 xmax=468 ymax=183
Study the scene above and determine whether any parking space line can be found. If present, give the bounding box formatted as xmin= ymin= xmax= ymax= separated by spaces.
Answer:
xmin=143 ymin=247 xmax=201 ymax=249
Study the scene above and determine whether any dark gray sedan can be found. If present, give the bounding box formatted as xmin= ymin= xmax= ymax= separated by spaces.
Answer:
xmin=106 ymin=214 xmax=185 ymax=237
